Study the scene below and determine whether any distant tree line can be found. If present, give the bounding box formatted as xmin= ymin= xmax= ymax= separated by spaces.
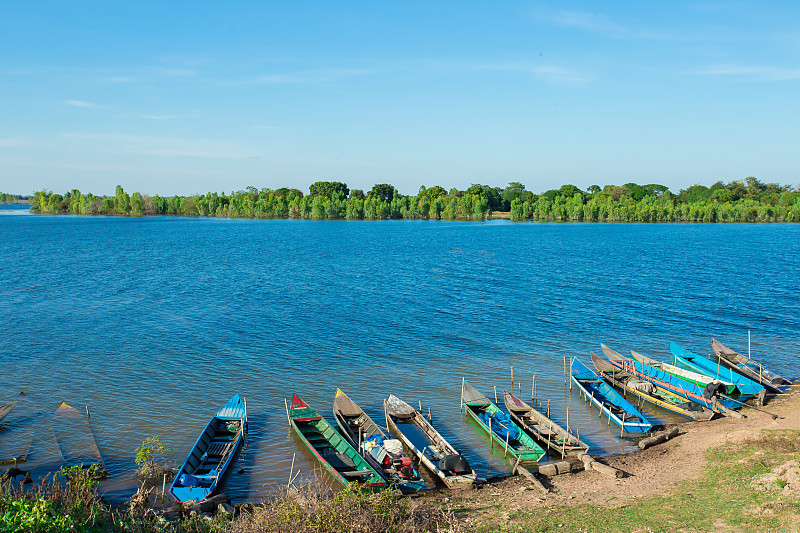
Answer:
xmin=28 ymin=177 xmax=800 ymax=222
xmin=0 ymin=192 xmax=28 ymax=204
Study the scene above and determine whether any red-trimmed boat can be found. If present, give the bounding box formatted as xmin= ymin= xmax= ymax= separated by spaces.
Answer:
xmin=289 ymin=394 xmax=386 ymax=491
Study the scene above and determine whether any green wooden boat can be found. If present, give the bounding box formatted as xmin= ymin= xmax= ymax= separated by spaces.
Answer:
xmin=289 ymin=394 xmax=386 ymax=491
xmin=461 ymin=381 xmax=546 ymax=464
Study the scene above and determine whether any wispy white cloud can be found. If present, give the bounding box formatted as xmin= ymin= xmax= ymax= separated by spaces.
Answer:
xmin=252 ymin=67 xmax=375 ymax=85
xmin=695 ymin=64 xmax=800 ymax=81
xmin=472 ymin=62 xmax=592 ymax=84
xmin=531 ymin=6 xmax=688 ymax=41
xmin=66 ymin=100 xmax=100 ymax=108
xmin=0 ymin=137 xmax=31 ymax=148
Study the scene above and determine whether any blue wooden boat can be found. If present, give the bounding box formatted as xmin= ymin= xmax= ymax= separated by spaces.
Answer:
xmin=670 ymin=342 xmax=764 ymax=396
xmin=712 ymin=339 xmax=797 ymax=393
xmin=601 ymin=344 xmax=741 ymax=413
xmin=170 ymin=394 xmax=246 ymax=502
xmin=571 ymin=357 xmax=652 ymax=435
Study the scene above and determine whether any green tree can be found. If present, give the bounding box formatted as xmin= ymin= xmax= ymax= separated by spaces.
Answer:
xmin=309 ymin=180 xmax=349 ymax=199
xmin=368 ymin=183 xmax=395 ymax=203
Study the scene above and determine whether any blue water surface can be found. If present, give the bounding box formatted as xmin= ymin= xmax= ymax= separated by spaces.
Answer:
xmin=1 ymin=211 xmax=798 ymax=501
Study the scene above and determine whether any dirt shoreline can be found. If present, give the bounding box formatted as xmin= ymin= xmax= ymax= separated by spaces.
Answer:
xmin=414 ymin=389 xmax=800 ymax=524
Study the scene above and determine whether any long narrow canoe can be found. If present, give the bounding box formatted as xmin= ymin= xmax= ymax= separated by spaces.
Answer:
xmin=571 ymin=357 xmax=652 ymax=435
xmin=170 ymin=394 xmax=246 ymax=502
xmin=630 ymin=350 xmax=739 ymax=396
xmin=290 ymin=394 xmax=386 ymax=491
xmin=670 ymin=342 xmax=764 ymax=396
xmin=601 ymin=344 xmax=741 ymax=413
xmin=712 ymin=339 xmax=796 ymax=393
xmin=0 ymin=402 xmax=15 ymax=423
xmin=591 ymin=351 xmax=715 ymax=421
xmin=332 ymin=388 xmax=425 ymax=494
xmin=461 ymin=381 xmax=546 ymax=464
xmin=385 ymin=394 xmax=475 ymax=489
xmin=503 ymin=390 xmax=590 ymax=458
xmin=52 ymin=401 xmax=106 ymax=475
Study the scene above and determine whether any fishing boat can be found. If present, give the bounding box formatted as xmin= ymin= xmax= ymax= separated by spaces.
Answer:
xmin=571 ymin=357 xmax=652 ymax=435
xmin=712 ymin=339 xmax=796 ymax=393
xmin=52 ymin=401 xmax=106 ymax=475
xmin=385 ymin=394 xmax=476 ymax=489
xmin=290 ymin=394 xmax=386 ymax=491
xmin=601 ymin=344 xmax=741 ymax=413
xmin=170 ymin=394 xmax=247 ymax=502
xmin=0 ymin=402 xmax=14 ymax=423
xmin=332 ymin=388 xmax=426 ymax=493
xmin=461 ymin=381 xmax=546 ymax=464
xmin=0 ymin=433 xmax=32 ymax=466
xmin=670 ymin=341 xmax=764 ymax=396
xmin=503 ymin=390 xmax=590 ymax=458
xmin=630 ymin=350 xmax=740 ymax=396
xmin=591 ymin=352 xmax=715 ymax=421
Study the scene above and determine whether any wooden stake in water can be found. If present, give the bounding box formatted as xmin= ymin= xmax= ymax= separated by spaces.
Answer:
xmin=418 ymin=400 xmax=422 ymax=412
xmin=511 ymin=366 xmax=514 ymax=389
xmin=547 ymin=399 xmax=550 ymax=418
xmin=284 ymin=398 xmax=290 ymax=427
xmin=162 ymin=474 xmax=166 ymax=498
xmin=518 ymin=381 xmax=522 ymax=395
xmin=532 ymin=375 xmax=536 ymax=403
xmin=494 ymin=386 xmax=498 ymax=404
xmin=489 ymin=418 xmax=493 ymax=450
xmin=564 ymin=357 xmax=567 ymax=386
xmin=569 ymin=358 xmax=573 ymax=391
xmin=504 ymin=431 xmax=510 ymax=459
xmin=85 ymin=406 xmax=90 ymax=419
xmin=460 ymin=377 xmax=465 ymax=412
xmin=428 ymin=407 xmax=431 ymax=421
xmin=289 ymin=453 xmax=296 ymax=485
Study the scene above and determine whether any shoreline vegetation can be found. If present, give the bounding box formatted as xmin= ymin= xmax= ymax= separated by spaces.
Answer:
xmin=15 ymin=176 xmax=800 ymax=222
xmin=3 ymin=391 xmax=799 ymax=532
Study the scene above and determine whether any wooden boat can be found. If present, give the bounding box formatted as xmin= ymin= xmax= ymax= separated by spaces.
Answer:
xmin=630 ymin=350 xmax=739 ymax=396
xmin=461 ymin=381 xmax=546 ymax=464
xmin=385 ymin=394 xmax=476 ymax=489
xmin=591 ymin=352 xmax=715 ymax=421
xmin=712 ymin=338 xmax=796 ymax=393
xmin=290 ymin=394 xmax=386 ymax=491
xmin=503 ymin=390 xmax=589 ymax=458
xmin=170 ymin=394 xmax=247 ymax=502
xmin=52 ymin=401 xmax=106 ymax=475
xmin=0 ymin=402 xmax=15 ymax=423
xmin=571 ymin=357 xmax=652 ymax=435
xmin=601 ymin=344 xmax=740 ymax=413
xmin=332 ymin=388 xmax=426 ymax=493
xmin=0 ymin=433 xmax=32 ymax=466
xmin=670 ymin=341 xmax=763 ymax=396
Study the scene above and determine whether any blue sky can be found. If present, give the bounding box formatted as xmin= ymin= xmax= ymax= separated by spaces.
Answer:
xmin=1 ymin=1 xmax=799 ymax=196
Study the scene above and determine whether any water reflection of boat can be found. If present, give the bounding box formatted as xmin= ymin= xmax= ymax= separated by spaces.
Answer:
xmin=385 ymin=393 xmax=475 ymax=489
xmin=0 ymin=402 xmax=15 ymax=423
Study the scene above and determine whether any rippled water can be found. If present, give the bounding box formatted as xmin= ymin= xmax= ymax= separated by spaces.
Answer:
xmin=1 ymin=211 xmax=798 ymax=502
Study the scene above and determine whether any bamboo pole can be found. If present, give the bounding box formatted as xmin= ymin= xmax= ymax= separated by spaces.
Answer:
xmin=428 ymin=407 xmax=431 ymax=421
xmin=289 ymin=453 xmax=295 ymax=485
xmin=532 ymin=375 xmax=536 ymax=403
xmin=284 ymin=398 xmax=290 ymax=427
xmin=162 ymin=474 xmax=166 ymax=498
xmin=489 ymin=418 xmax=493 ymax=450
xmin=244 ymin=397 xmax=248 ymax=430
xmin=418 ymin=400 xmax=422 ymax=412
xmin=547 ymin=400 xmax=550 ymax=418
xmin=461 ymin=377 xmax=465 ymax=412
xmin=85 ymin=406 xmax=90 ymax=419
xmin=494 ymin=385 xmax=498 ymax=403
xmin=569 ymin=358 xmax=573 ymax=391
xmin=519 ymin=381 xmax=522 ymax=395
xmin=511 ymin=366 xmax=514 ymax=390
xmin=504 ymin=431 xmax=510 ymax=458
xmin=564 ymin=357 xmax=567 ymax=386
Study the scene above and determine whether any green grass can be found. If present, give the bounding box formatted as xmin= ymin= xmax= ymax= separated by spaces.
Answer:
xmin=469 ymin=430 xmax=800 ymax=533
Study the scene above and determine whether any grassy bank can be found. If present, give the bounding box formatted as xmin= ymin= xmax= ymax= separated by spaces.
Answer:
xmin=459 ymin=429 xmax=800 ymax=533
xmin=3 ymin=430 xmax=799 ymax=532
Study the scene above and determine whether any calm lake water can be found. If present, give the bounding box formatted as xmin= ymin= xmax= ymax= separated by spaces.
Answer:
xmin=1 ymin=210 xmax=798 ymax=502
